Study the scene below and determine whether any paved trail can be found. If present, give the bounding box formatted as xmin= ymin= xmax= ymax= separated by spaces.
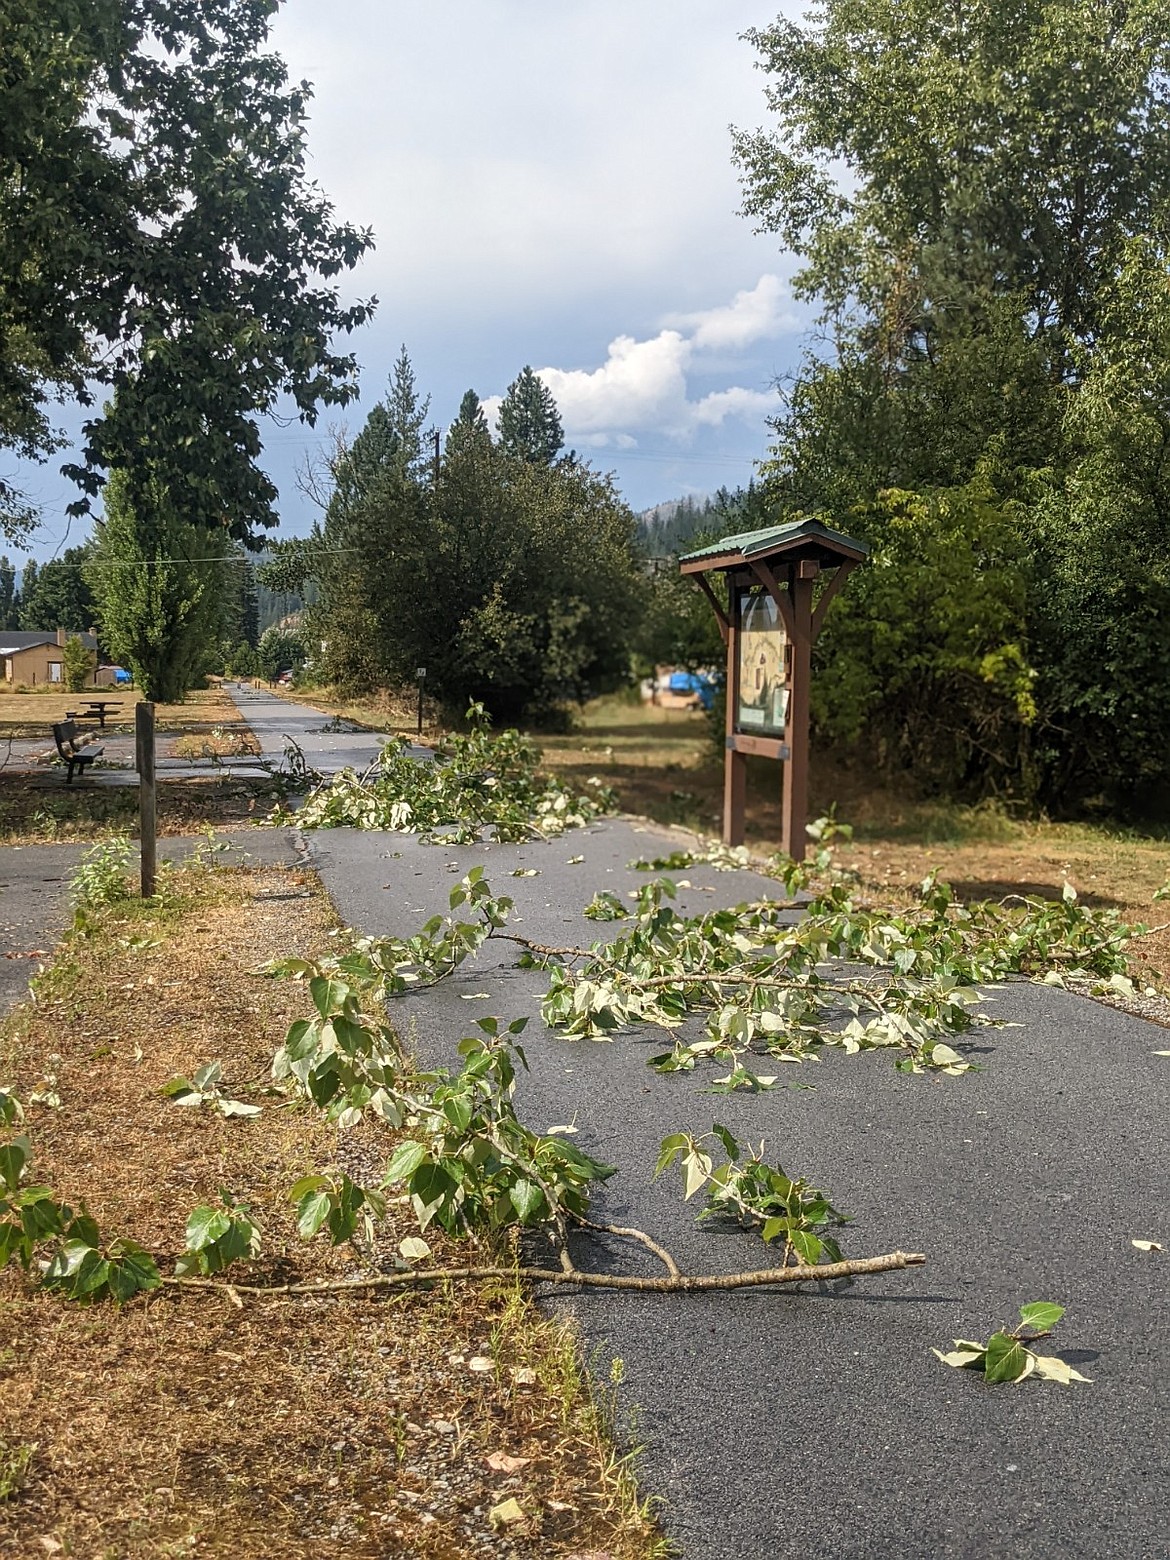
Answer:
xmin=304 ymin=818 xmax=1169 ymax=1560
xmin=230 ymin=684 xmax=429 ymax=774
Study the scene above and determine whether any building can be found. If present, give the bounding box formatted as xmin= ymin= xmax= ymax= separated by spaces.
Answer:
xmin=0 ymin=629 xmax=99 ymax=688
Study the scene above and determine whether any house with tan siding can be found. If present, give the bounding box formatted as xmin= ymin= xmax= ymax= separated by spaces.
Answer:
xmin=0 ymin=629 xmax=99 ymax=687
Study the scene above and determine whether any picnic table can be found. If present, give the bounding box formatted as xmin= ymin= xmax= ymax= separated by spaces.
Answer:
xmin=75 ymin=699 xmax=124 ymax=729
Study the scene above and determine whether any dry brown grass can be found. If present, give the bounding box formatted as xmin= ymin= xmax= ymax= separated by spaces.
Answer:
xmin=0 ymin=685 xmax=249 ymax=742
xmin=0 ymin=866 xmax=663 ymax=1559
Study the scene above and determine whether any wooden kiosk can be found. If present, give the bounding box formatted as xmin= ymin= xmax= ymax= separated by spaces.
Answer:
xmin=679 ymin=518 xmax=868 ymax=861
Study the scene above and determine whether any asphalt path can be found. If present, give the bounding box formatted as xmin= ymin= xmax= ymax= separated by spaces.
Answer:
xmin=230 ymin=683 xmax=430 ymax=773
xmin=305 ymin=817 xmax=1170 ymax=1560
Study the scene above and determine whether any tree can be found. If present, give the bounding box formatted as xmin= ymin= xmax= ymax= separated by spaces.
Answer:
xmin=61 ymin=634 xmax=93 ymax=693
xmin=733 ymin=0 xmax=1170 ymax=809
xmin=0 ymin=0 xmax=374 ymax=540
xmin=256 ymin=623 xmax=307 ymax=682
xmin=451 ymin=389 xmax=490 ymax=443
xmin=0 ymin=556 xmax=18 ymax=630
xmin=18 ymin=546 xmax=97 ymax=632
xmin=498 ymin=367 xmax=564 ymax=466
xmin=85 ymin=468 xmax=229 ymax=701
xmin=300 ymin=355 xmax=639 ymax=721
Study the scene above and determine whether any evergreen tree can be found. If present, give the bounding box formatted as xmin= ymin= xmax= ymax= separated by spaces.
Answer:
xmin=498 ymin=367 xmax=564 ymax=465
xmin=18 ymin=545 xmax=97 ymax=632
xmin=0 ymin=556 xmax=17 ymax=629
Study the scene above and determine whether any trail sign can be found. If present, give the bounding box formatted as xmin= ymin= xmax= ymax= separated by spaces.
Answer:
xmin=680 ymin=517 xmax=868 ymax=862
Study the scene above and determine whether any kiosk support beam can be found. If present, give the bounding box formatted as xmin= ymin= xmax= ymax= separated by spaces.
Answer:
xmin=782 ymin=566 xmax=815 ymax=862
xmin=722 ymin=578 xmax=746 ymax=845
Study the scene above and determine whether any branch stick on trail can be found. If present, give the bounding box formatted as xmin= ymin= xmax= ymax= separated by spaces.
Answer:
xmin=161 ymin=1249 xmax=926 ymax=1300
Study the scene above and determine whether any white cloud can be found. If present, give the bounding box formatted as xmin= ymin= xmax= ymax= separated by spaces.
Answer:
xmin=665 ymin=275 xmax=800 ymax=352
xmin=483 ymin=277 xmax=791 ymax=445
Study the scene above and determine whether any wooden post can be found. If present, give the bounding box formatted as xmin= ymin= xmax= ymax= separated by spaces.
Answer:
xmin=782 ymin=563 xmax=816 ymax=862
xmin=723 ymin=578 xmax=746 ymax=845
xmin=136 ymin=702 xmax=157 ymax=898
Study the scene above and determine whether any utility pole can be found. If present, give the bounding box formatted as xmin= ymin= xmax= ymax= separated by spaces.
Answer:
xmin=433 ymin=429 xmax=441 ymax=487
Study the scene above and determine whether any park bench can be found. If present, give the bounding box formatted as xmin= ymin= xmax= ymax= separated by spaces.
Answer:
xmin=52 ymin=720 xmax=104 ymax=784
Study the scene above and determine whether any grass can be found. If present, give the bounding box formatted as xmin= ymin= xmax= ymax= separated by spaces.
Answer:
xmin=265 ymin=679 xmax=435 ymax=736
xmin=0 ymin=683 xmax=246 ymax=742
xmin=0 ymin=774 xmax=284 ymax=843
xmin=0 ymin=857 xmax=665 ymax=1559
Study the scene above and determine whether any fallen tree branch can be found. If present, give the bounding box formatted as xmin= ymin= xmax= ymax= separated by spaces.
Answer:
xmin=159 ymin=1249 xmax=925 ymax=1299
xmin=572 ymin=1214 xmax=682 ymax=1277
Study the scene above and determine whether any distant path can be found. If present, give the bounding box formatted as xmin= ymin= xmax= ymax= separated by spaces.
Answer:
xmin=305 ymin=816 xmax=1169 ymax=1560
xmin=230 ymin=684 xmax=428 ymax=774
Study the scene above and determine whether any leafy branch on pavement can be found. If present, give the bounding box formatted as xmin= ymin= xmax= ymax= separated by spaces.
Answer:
xmin=278 ymin=701 xmax=616 ymax=843
xmin=933 ymin=1302 xmax=1091 ymax=1385
xmin=656 ymin=1125 xmax=849 ymax=1268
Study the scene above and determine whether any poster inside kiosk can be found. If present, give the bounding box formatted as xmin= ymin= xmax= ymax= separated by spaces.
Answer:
xmin=736 ymin=587 xmax=789 ymax=737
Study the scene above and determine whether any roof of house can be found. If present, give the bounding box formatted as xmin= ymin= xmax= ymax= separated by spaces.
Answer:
xmin=0 ymin=631 xmax=98 ymax=655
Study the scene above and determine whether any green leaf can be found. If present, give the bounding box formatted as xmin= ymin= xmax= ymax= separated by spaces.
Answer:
xmin=654 ymin=1133 xmax=689 ymax=1176
xmin=508 ymin=1180 xmax=545 ymax=1223
xmin=184 ymin=1205 xmax=230 ymax=1252
xmin=384 ymin=1140 xmax=428 ymax=1184
xmin=309 ymin=976 xmax=352 ymax=1020
xmin=984 ymin=1331 xmax=1030 ymax=1383
xmin=1018 ymin=1301 xmax=1065 ymax=1333
xmin=789 ymin=1229 xmax=824 ymax=1266
xmin=296 ymin=1189 xmax=333 ymax=1239
xmin=711 ymin=1123 xmax=740 ymax=1160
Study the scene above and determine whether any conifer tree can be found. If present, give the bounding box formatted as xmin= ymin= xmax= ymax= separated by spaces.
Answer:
xmin=498 ymin=367 xmax=564 ymax=465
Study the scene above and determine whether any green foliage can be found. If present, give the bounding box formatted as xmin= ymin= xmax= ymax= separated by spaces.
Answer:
xmin=18 ymin=546 xmax=97 ymax=634
xmin=86 ymin=467 xmax=230 ymax=702
xmin=290 ymin=702 xmax=616 ymax=843
xmin=70 ymin=836 xmax=133 ymax=911
xmin=0 ymin=0 xmax=373 ymax=538
xmin=288 ymin=1172 xmax=386 ymax=1247
xmin=271 ymin=898 xmax=615 ymax=1251
xmin=161 ymin=1061 xmax=261 ymax=1119
xmin=657 ymin=1126 xmax=847 ymax=1267
xmin=256 ymin=623 xmax=307 ymax=682
xmin=301 ymin=351 xmax=640 ymax=722
xmin=733 ymin=1 xmax=1170 ymax=811
xmin=497 ymin=366 xmax=564 ymax=466
xmin=175 ymin=1194 xmax=261 ymax=1278
xmin=381 ymin=1019 xmax=615 ymax=1241
xmin=534 ymin=855 xmax=1137 ymax=1080
xmin=61 ymin=633 xmax=93 ymax=693
xmin=0 ymin=1115 xmax=158 ymax=1303
xmin=933 ymin=1302 xmax=1091 ymax=1385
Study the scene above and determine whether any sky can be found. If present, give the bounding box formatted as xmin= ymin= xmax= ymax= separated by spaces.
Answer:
xmin=14 ymin=0 xmax=809 ymax=563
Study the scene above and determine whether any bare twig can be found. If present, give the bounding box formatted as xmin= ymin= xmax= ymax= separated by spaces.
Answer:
xmin=571 ymin=1214 xmax=681 ymax=1277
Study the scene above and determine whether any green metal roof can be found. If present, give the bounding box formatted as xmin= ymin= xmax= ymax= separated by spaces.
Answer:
xmin=679 ymin=516 xmax=869 ymax=567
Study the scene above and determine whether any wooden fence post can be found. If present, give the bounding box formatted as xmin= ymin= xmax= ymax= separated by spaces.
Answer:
xmin=136 ymin=702 xmax=157 ymax=898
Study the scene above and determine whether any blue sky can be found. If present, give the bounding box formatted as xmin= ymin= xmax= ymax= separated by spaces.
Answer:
xmin=12 ymin=0 xmax=808 ymax=562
